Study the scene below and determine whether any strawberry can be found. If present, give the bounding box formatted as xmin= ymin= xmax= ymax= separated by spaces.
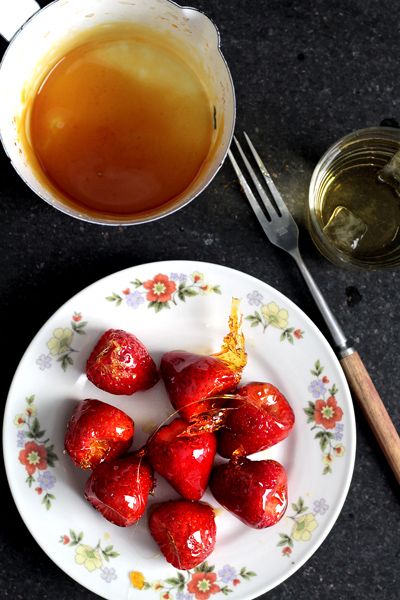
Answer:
xmin=147 ymin=418 xmax=217 ymax=500
xmin=210 ymin=458 xmax=288 ymax=528
xmin=148 ymin=500 xmax=216 ymax=569
xmin=85 ymin=452 xmax=154 ymax=527
xmin=161 ymin=298 xmax=247 ymax=421
xmin=218 ymin=382 xmax=295 ymax=458
xmin=86 ymin=329 xmax=159 ymax=395
xmin=161 ymin=351 xmax=239 ymax=420
xmin=64 ymin=399 xmax=134 ymax=469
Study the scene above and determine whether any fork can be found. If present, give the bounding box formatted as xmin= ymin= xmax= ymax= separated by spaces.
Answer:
xmin=229 ymin=133 xmax=400 ymax=484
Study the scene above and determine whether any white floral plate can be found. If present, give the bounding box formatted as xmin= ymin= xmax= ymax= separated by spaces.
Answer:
xmin=3 ymin=260 xmax=356 ymax=600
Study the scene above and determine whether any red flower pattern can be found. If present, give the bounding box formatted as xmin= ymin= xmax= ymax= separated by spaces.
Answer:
xmin=19 ymin=441 xmax=47 ymax=475
xmin=294 ymin=329 xmax=303 ymax=339
xmin=187 ymin=572 xmax=221 ymax=600
xmin=322 ymin=375 xmax=330 ymax=384
xmin=72 ymin=312 xmax=82 ymax=322
xmin=282 ymin=546 xmax=292 ymax=556
xmin=314 ymin=396 xmax=343 ymax=429
xmin=143 ymin=274 xmax=176 ymax=303
xmin=233 ymin=578 xmax=241 ymax=586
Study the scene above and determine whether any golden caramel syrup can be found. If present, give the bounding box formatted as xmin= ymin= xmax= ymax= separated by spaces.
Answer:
xmin=23 ymin=23 xmax=214 ymax=219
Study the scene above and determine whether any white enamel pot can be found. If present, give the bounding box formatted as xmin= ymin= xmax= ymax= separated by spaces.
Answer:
xmin=0 ymin=0 xmax=235 ymax=224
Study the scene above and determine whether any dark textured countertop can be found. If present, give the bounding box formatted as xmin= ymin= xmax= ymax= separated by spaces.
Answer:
xmin=1 ymin=1 xmax=399 ymax=599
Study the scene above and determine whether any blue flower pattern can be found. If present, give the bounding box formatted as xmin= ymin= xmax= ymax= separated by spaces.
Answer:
xmin=36 ymin=354 xmax=52 ymax=370
xmin=125 ymin=291 xmax=145 ymax=309
xmin=101 ymin=567 xmax=117 ymax=583
xmin=247 ymin=290 xmax=263 ymax=306
xmin=170 ymin=272 xmax=187 ymax=284
xmin=334 ymin=423 xmax=344 ymax=441
xmin=37 ymin=470 xmax=56 ymax=491
xmin=176 ymin=592 xmax=193 ymax=600
xmin=308 ymin=379 xmax=326 ymax=399
xmin=218 ymin=564 xmax=237 ymax=584
xmin=313 ymin=498 xmax=329 ymax=515
xmin=17 ymin=430 xmax=26 ymax=448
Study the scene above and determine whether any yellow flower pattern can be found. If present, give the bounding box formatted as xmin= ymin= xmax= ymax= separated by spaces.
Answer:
xmin=199 ymin=283 xmax=214 ymax=295
xmin=130 ymin=571 xmax=145 ymax=589
xmin=151 ymin=581 xmax=164 ymax=590
xmin=261 ymin=302 xmax=289 ymax=329
xmin=14 ymin=413 xmax=25 ymax=427
xmin=25 ymin=405 xmax=36 ymax=417
xmin=278 ymin=497 xmax=321 ymax=556
xmin=75 ymin=544 xmax=103 ymax=572
xmin=41 ymin=313 xmax=87 ymax=371
xmin=291 ymin=514 xmax=318 ymax=542
xmin=246 ymin=294 xmax=304 ymax=343
xmin=333 ymin=443 xmax=345 ymax=457
xmin=47 ymin=328 xmax=73 ymax=356
xmin=60 ymin=529 xmax=119 ymax=575
xmin=191 ymin=271 xmax=204 ymax=283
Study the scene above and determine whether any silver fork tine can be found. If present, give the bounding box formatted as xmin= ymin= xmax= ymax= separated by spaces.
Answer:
xmin=243 ymin=131 xmax=289 ymax=217
xmin=229 ymin=136 xmax=346 ymax=351
xmin=233 ymin=136 xmax=277 ymax=220
xmin=227 ymin=150 xmax=272 ymax=236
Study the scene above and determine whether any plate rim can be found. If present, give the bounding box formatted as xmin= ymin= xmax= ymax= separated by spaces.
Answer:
xmin=3 ymin=259 xmax=356 ymax=600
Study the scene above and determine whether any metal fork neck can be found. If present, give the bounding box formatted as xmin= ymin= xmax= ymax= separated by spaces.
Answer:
xmin=290 ymin=248 xmax=354 ymax=357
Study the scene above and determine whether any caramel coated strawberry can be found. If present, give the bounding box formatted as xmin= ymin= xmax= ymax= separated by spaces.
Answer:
xmin=85 ymin=452 xmax=154 ymax=527
xmin=218 ymin=382 xmax=295 ymax=457
xmin=210 ymin=458 xmax=288 ymax=528
xmin=147 ymin=418 xmax=217 ymax=500
xmin=149 ymin=500 xmax=216 ymax=568
xmin=161 ymin=351 xmax=239 ymax=420
xmin=86 ymin=329 xmax=159 ymax=395
xmin=64 ymin=399 xmax=134 ymax=469
xmin=161 ymin=298 xmax=247 ymax=420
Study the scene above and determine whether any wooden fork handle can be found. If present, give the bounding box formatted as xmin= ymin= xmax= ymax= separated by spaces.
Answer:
xmin=340 ymin=351 xmax=400 ymax=484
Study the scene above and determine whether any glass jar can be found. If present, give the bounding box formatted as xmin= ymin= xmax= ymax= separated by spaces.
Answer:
xmin=308 ymin=127 xmax=400 ymax=269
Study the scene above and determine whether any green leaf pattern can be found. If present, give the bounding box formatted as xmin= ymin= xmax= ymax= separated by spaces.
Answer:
xmin=245 ymin=293 xmax=304 ymax=343
xmin=304 ymin=360 xmax=345 ymax=474
xmin=37 ymin=312 xmax=87 ymax=372
xmin=60 ymin=530 xmax=119 ymax=581
xmin=107 ymin=271 xmax=221 ymax=313
xmin=15 ymin=395 xmax=58 ymax=509
xmin=128 ymin=561 xmax=256 ymax=597
xmin=277 ymin=496 xmax=322 ymax=556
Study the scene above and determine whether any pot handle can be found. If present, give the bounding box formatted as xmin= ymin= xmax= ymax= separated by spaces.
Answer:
xmin=0 ymin=0 xmax=40 ymax=42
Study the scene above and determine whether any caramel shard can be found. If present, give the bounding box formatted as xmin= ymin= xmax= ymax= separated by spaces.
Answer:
xmin=212 ymin=297 xmax=247 ymax=373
